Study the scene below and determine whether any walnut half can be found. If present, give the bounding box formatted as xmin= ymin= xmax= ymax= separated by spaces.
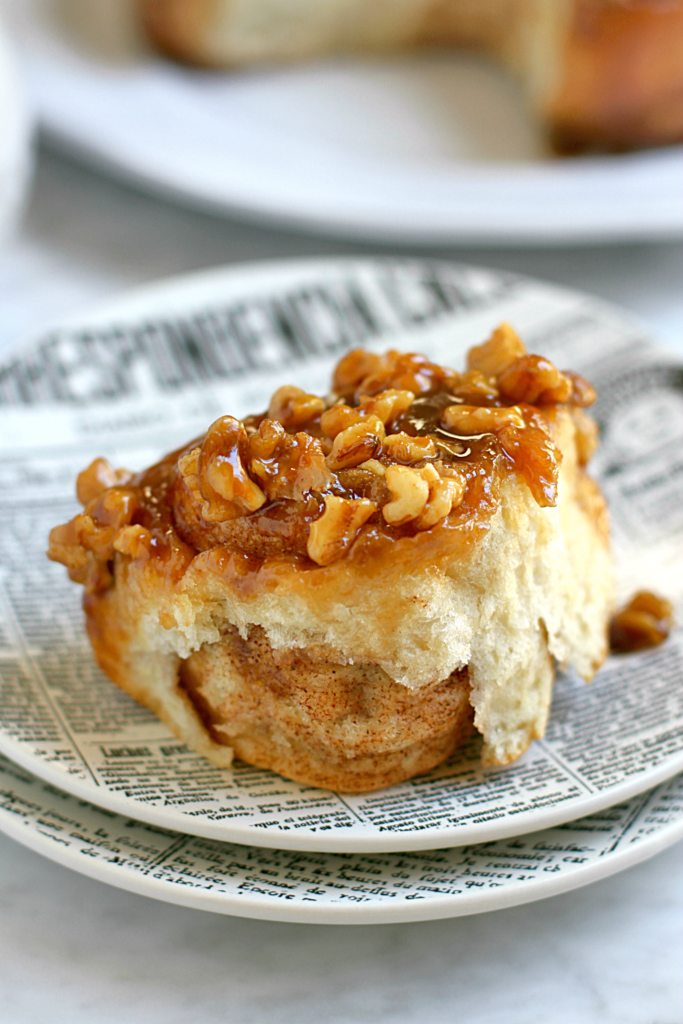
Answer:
xmin=307 ymin=495 xmax=376 ymax=566
xmin=383 ymin=464 xmax=466 ymax=528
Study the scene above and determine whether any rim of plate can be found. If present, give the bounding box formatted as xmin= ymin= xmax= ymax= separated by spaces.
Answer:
xmin=39 ymin=126 xmax=683 ymax=247
xmin=0 ymin=756 xmax=682 ymax=925
xmin=3 ymin=727 xmax=683 ymax=855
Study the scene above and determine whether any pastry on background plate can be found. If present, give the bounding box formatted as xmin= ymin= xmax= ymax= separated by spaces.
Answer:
xmin=139 ymin=0 xmax=683 ymax=152
xmin=48 ymin=325 xmax=614 ymax=792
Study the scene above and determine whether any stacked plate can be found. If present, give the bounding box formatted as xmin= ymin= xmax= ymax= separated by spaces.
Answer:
xmin=1 ymin=257 xmax=683 ymax=924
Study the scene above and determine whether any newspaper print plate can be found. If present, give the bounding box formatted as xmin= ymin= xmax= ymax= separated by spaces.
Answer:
xmin=1 ymin=753 xmax=682 ymax=924
xmin=1 ymin=258 xmax=683 ymax=853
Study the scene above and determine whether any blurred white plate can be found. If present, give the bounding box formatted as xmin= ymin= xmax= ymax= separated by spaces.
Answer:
xmin=0 ymin=12 xmax=32 ymax=241
xmin=2 ymin=0 xmax=683 ymax=244
xmin=1 ymin=257 xmax=683 ymax=853
xmin=1 ymin=753 xmax=682 ymax=924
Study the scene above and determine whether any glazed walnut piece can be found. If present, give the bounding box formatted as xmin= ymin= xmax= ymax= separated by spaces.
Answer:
xmin=609 ymin=592 xmax=674 ymax=653
xmin=48 ymin=323 xmax=600 ymax=581
xmin=307 ymin=495 xmax=376 ymax=566
xmin=383 ymin=463 xmax=466 ymax=529
xmin=48 ymin=462 xmax=142 ymax=592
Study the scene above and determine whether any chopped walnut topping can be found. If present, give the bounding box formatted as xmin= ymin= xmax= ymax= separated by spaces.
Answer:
xmin=177 ymin=448 xmax=203 ymax=504
xmin=498 ymin=355 xmax=572 ymax=405
xmin=320 ymin=402 xmax=363 ymax=440
xmin=198 ymin=416 xmax=266 ymax=521
xmin=413 ymin=464 xmax=467 ymax=530
xmin=76 ymin=458 xmax=133 ymax=505
xmin=609 ymin=591 xmax=674 ymax=653
xmin=286 ymin=437 xmax=333 ymax=499
xmin=249 ymin=421 xmax=331 ymax=501
xmin=307 ymin=494 xmax=376 ymax=566
xmin=448 ymin=370 xmax=499 ymax=404
xmin=87 ymin=487 xmax=140 ymax=533
xmin=382 ymin=463 xmax=467 ymax=528
xmin=47 ymin=520 xmax=89 ymax=580
xmin=112 ymin=524 xmax=153 ymax=559
xmin=327 ymin=419 xmax=384 ymax=470
xmin=467 ymin=322 xmax=526 ymax=378
xmin=382 ymin=464 xmax=467 ymax=529
xmin=333 ymin=349 xmax=458 ymax=403
xmin=383 ymin=466 xmax=431 ymax=525
xmin=360 ymin=389 xmax=415 ymax=427
xmin=48 ymin=485 xmax=141 ymax=592
xmin=267 ymin=386 xmax=325 ymax=428
xmin=358 ymin=459 xmax=386 ymax=477
xmin=441 ymin=404 xmax=525 ymax=434
xmin=565 ymin=370 xmax=597 ymax=408
xmin=248 ymin=418 xmax=287 ymax=460
xmin=332 ymin=349 xmax=384 ymax=399
xmin=383 ymin=432 xmax=438 ymax=463
xmin=321 ymin=389 xmax=414 ymax=440
xmin=49 ymin=324 xmax=603 ymax=580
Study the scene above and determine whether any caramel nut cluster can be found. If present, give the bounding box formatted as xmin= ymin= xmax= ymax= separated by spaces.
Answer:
xmin=466 ymin=322 xmax=526 ymax=378
xmin=609 ymin=591 xmax=674 ymax=653
xmin=383 ymin=433 xmax=438 ymax=463
xmin=267 ymin=386 xmax=326 ymax=428
xmin=76 ymin=457 xmax=133 ymax=505
xmin=48 ymin=324 xmax=600 ymax=584
xmin=332 ymin=349 xmax=460 ymax=404
xmin=48 ymin=470 xmax=144 ymax=591
xmin=247 ymin=419 xmax=331 ymax=502
xmin=441 ymin=404 xmax=525 ymax=434
xmin=327 ymin=418 xmax=385 ymax=470
xmin=320 ymin=390 xmax=414 ymax=440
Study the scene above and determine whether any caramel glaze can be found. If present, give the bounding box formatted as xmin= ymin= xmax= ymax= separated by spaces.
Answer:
xmin=50 ymin=394 xmax=567 ymax=611
xmin=169 ymin=389 xmax=559 ymax=588
xmin=50 ymin=324 xmax=602 ymax=620
xmin=171 ymin=406 xmax=503 ymax=572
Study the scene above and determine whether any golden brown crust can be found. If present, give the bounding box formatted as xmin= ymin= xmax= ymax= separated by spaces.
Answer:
xmin=140 ymin=0 xmax=219 ymax=65
xmin=550 ymin=1 xmax=683 ymax=152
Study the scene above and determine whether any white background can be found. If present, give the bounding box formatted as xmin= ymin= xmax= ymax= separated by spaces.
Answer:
xmin=1 ymin=144 xmax=683 ymax=1022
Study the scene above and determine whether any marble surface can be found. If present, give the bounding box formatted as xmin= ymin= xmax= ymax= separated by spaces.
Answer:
xmin=1 ymin=144 xmax=683 ymax=1023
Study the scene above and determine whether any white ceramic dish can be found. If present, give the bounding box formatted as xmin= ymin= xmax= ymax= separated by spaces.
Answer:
xmin=0 ymin=12 xmax=32 ymax=241
xmin=1 ymin=752 xmax=682 ymax=924
xmin=1 ymin=257 xmax=682 ymax=852
xmin=2 ymin=0 xmax=683 ymax=244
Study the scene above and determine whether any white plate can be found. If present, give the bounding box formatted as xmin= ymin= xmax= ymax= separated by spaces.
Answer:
xmin=1 ymin=752 xmax=682 ymax=924
xmin=0 ymin=12 xmax=32 ymax=241
xmin=1 ymin=257 xmax=683 ymax=852
xmin=2 ymin=0 xmax=683 ymax=244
